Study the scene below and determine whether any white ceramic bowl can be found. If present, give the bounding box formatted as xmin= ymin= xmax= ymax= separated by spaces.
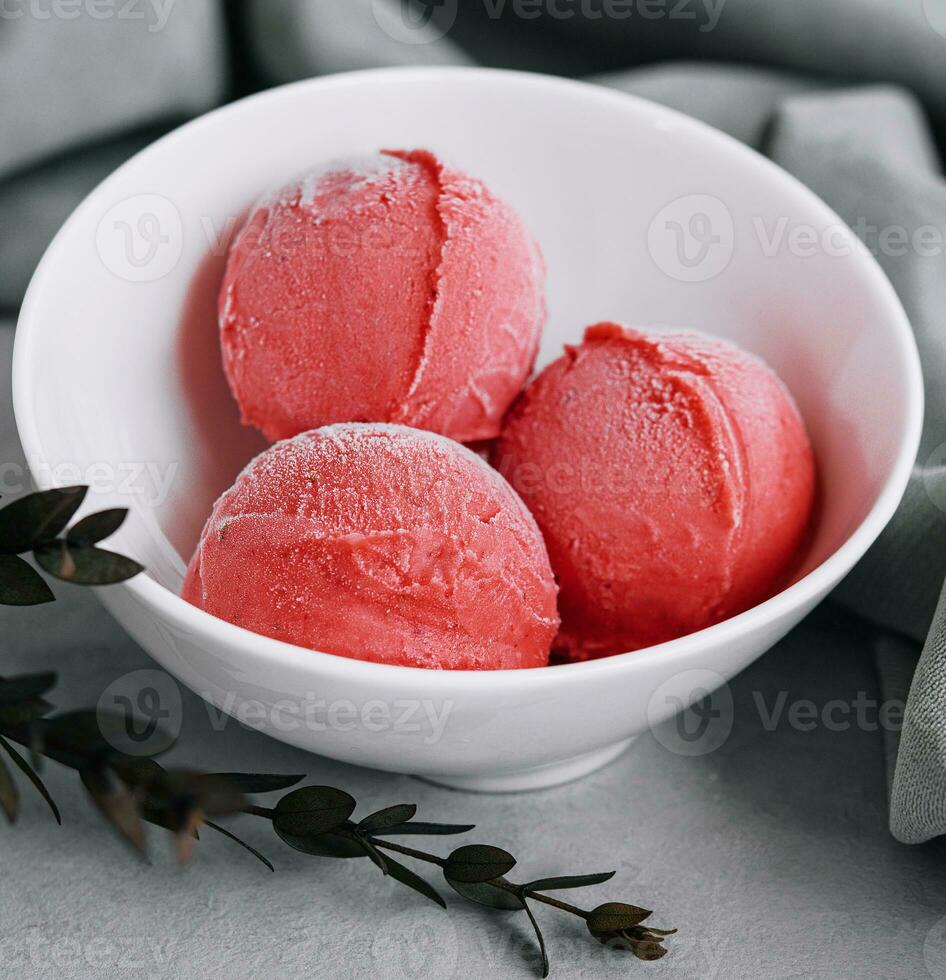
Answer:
xmin=13 ymin=68 xmax=922 ymax=791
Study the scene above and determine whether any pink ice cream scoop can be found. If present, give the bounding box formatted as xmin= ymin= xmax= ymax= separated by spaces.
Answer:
xmin=183 ymin=423 xmax=559 ymax=670
xmin=219 ymin=149 xmax=546 ymax=444
xmin=492 ymin=323 xmax=816 ymax=659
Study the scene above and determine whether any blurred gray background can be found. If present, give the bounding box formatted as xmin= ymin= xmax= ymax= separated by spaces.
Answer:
xmin=3 ymin=2 xmax=946 ymax=978
xmin=3 ymin=0 xmax=946 ymax=317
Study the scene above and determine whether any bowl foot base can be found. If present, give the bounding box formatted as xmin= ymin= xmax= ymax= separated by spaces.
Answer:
xmin=419 ymin=738 xmax=635 ymax=793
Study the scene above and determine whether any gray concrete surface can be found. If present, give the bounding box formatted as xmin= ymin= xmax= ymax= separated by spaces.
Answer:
xmin=1 ymin=324 xmax=945 ymax=980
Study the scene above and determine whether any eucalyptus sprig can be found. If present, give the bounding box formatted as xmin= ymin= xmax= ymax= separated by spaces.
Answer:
xmin=0 ymin=487 xmax=675 ymax=973
xmin=0 ymin=672 xmax=676 ymax=976
xmin=256 ymin=790 xmax=676 ymax=973
xmin=0 ymin=486 xmax=142 ymax=605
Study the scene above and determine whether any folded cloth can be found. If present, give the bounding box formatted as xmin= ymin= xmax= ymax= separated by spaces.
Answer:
xmin=0 ymin=133 xmax=156 ymax=312
xmin=761 ymin=86 xmax=946 ymax=842
xmin=593 ymin=61 xmax=821 ymax=149
xmin=0 ymin=0 xmax=226 ymax=180
xmin=244 ymin=0 xmax=471 ymax=83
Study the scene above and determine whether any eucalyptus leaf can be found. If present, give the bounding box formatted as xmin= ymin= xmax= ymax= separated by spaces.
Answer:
xmin=66 ymin=509 xmax=128 ymax=547
xmin=524 ymin=872 xmax=615 ymax=894
xmin=43 ymin=709 xmax=171 ymax=761
xmin=0 ymin=696 xmax=53 ymax=727
xmin=523 ymin=900 xmax=550 ymax=979
xmin=0 ymin=659 xmax=676 ymax=973
xmin=34 ymin=541 xmax=143 ymax=586
xmin=0 ymin=672 xmax=57 ymax=706
xmin=371 ymin=821 xmax=475 ymax=837
xmin=175 ymin=807 xmax=204 ymax=864
xmin=586 ymin=902 xmax=652 ymax=934
xmin=0 ymin=554 xmax=55 ymax=606
xmin=157 ymin=771 xmax=247 ymax=817
xmin=0 ymin=736 xmax=60 ymax=823
xmin=443 ymin=844 xmax=516 ymax=884
xmin=383 ymin=854 xmax=446 ymax=909
xmin=0 ymin=754 xmax=18 ymax=822
xmin=109 ymin=755 xmax=165 ymax=790
xmin=355 ymin=834 xmax=389 ymax=874
xmin=357 ymin=803 xmax=416 ymax=833
xmin=630 ymin=940 xmax=668 ymax=962
xmin=445 ymin=876 xmax=524 ymax=911
xmin=141 ymin=799 xmax=196 ymax=836
xmin=80 ymin=766 xmax=146 ymax=855
xmin=208 ymin=773 xmax=305 ymax=795
xmin=134 ymin=769 xmax=241 ymax=840
xmin=0 ymin=486 xmax=86 ymax=553
xmin=204 ymin=819 xmax=274 ymax=872
xmin=273 ymin=827 xmax=367 ymax=859
xmin=273 ymin=786 xmax=356 ymax=837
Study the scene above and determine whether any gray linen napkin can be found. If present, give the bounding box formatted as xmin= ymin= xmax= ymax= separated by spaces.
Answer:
xmin=762 ymin=86 xmax=946 ymax=842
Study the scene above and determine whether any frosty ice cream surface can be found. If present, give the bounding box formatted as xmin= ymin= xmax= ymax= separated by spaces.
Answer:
xmin=184 ymin=151 xmax=816 ymax=669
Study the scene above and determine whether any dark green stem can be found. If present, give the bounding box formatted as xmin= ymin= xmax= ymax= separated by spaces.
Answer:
xmin=373 ymin=837 xmax=447 ymax=867
xmin=522 ymin=891 xmax=588 ymax=919
xmin=245 ymin=803 xmax=275 ymax=819
xmin=373 ymin=837 xmax=587 ymax=918
xmin=2 ymin=726 xmax=593 ymax=926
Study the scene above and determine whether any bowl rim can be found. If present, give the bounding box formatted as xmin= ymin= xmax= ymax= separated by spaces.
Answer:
xmin=12 ymin=65 xmax=925 ymax=692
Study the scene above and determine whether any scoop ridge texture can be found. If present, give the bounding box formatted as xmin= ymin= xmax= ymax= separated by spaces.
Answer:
xmin=492 ymin=323 xmax=816 ymax=658
xmin=183 ymin=423 xmax=560 ymax=669
xmin=219 ymin=150 xmax=546 ymax=443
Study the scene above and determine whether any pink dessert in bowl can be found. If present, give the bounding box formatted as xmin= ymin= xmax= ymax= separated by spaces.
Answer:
xmin=493 ymin=323 xmax=816 ymax=659
xmin=183 ymin=423 xmax=559 ymax=670
xmin=219 ymin=149 xmax=546 ymax=444
xmin=14 ymin=69 xmax=919 ymax=790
